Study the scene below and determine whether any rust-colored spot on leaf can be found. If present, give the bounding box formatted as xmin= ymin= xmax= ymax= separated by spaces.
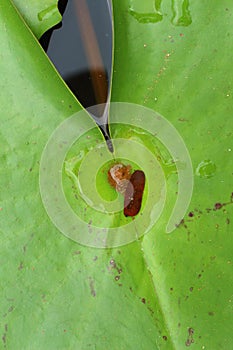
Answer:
xmin=18 ymin=262 xmax=23 ymax=270
xmin=89 ymin=277 xmax=96 ymax=297
xmin=214 ymin=202 xmax=223 ymax=210
xmin=185 ymin=327 xmax=194 ymax=346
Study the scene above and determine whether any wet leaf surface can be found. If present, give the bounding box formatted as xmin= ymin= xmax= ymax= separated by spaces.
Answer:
xmin=111 ymin=0 xmax=233 ymax=348
xmin=1 ymin=0 xmax=233 ymax=349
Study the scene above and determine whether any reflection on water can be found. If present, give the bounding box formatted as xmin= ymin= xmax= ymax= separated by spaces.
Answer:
xmin=39 ymin=0 xmax=113 ymax=150
xmin=65 ymin=69 xmax=108 ymax=111
xmin=40 ymin=0 xmax=111 ymax=105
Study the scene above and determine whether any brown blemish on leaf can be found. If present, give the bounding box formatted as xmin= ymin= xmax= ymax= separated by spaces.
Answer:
xmin=163 ymin=335 xmax=168 ymax=341
xmin=214 ymin=202 xmax=223 ymax=210
xmin=178 ymin=118 xmax=188 ymax=122
xmin=185 ymin=327 xmax=194 ymax=346
xmin=147 ymin=306 xmax=155 ymax=315
xmin=109 ymin=259 xmax=123 ymax=276
xmin=73 ymin=250 xmax=81 ymax=255
xmin=208 ymin=311 xmax=214 ymax=316
xmin=8 ymin=306 xmax=14 ymax=313
xmin=212 ymin=193 xmax=233 ymax=211
xmin=177 ymin=192 xmax=233 ymax=241
xmin=88 ymin=220 xmax=92 ymax=233
xmin=186 ymin=192 xmax=233 ymax=226
xmin=109 ymin=258 xmax=116 ymax=267
xmin=176 ymin=218 xmax=192 ymax=240
xmin=2 ymin=324 xmax=8 ymax=347
xmin=22 ymin=233 xmax=34 ymax=254
xmin=18 ymin=262 xmax=23 ymax=270
xmin=88 ymin=277 xmax=96 ymax=297
xmin=176 ymin=219 xmax=187 ymax=229
xmin=2 ymin=333 xmax=6 ymax=345
xmin=189 ymin=328 xmax=194 ymax=335
xmin=41 ymin=294 xmax=47 ymax=303
xmin=132 ymin=289 xmax=155 ymax=321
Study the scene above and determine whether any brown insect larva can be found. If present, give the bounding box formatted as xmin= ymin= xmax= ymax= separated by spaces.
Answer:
xmin=124 ymin=170 xmax=145 ymax=217
xmin=107 ymin=163 xmax=132 ymax=194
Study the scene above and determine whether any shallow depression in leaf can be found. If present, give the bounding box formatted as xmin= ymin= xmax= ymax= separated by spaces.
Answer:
xmin=96 ymin=159 xmax=138 ymax=201
xmin=40 ymin=102 xmax=193 ymax=246
xmin=63 ymin=128 xmax=152 ymax=229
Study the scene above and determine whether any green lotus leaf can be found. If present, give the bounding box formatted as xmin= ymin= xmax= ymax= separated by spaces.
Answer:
xmin=111 ymin=0 xmax=233 ymax=347
xmin=1 ymin=0 xmax=233 ymax=349
xmin=12 ymin=0 xmax=61 ymax=38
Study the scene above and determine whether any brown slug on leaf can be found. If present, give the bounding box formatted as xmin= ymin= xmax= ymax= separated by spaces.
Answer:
xmin=124 ymin=170 xmax=145 ymax=217
xmin=107 ymin=163 xmax=145 ymax=217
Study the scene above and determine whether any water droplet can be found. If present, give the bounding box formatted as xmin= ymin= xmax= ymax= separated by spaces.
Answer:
xmin=129 ymin=10 xmax=163 ymax=23
xmin=129 ymin=1 xmax=163 ymax=24
xmin=196 ymin=160 xmax=216 ymax=178
xmin=38 ymin=4 xmax=58 ymax=22
xmin=171 ymin=0 xmax=192 ymax=26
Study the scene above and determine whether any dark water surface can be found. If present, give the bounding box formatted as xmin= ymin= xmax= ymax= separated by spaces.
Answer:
xmin=40 ymin=0 xmax=112 ymax=108
xmin=40 ymin=0 xmax=113 ymax=148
